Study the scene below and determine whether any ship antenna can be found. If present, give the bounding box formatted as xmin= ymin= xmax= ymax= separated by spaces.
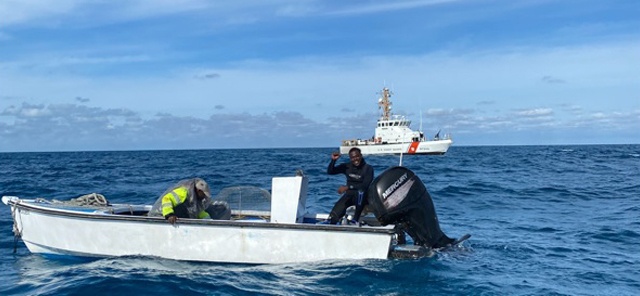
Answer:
xmin=419 ymin=101 xmax=422 ymax=132
xmin=378 ymin=87 xmax=392 ymax=121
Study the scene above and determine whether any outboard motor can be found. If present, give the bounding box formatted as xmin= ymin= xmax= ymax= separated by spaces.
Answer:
xmin=367 ymin=166 xmax=455 ymax=248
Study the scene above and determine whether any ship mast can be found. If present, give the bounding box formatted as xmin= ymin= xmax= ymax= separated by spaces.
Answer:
xmin=378 ymin=87 xmax=393 ymax=120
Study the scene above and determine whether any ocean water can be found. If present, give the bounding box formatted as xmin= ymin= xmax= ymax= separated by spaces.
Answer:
xmin=0 ymin=145 xmax=638 ymax=296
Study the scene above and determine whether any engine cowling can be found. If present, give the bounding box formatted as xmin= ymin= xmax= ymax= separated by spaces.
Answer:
xmin=367 ymin=166 xmax=454 ymax=248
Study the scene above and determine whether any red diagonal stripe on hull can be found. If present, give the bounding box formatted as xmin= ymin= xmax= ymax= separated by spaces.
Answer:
xmin=408 ymin=142 xmax=420 ymax=154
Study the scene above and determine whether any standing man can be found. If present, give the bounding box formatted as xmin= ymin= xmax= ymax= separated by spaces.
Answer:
xmin=326 ymin=147 xmax=374 ymax=224
xmin=149 ymin=178 xmax=230 ymax=224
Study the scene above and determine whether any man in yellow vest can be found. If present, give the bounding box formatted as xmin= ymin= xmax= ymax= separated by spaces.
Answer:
xmin=149 ymin=178 xmax=230 ymax=224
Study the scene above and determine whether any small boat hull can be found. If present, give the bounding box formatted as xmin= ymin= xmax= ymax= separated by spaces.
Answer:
xmin=4 ymin=197 xmax=396 ymax=264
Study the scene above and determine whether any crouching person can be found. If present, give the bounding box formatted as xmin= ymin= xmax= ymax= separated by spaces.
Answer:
xmin=149 ymin=178 xmax=231 ymax=224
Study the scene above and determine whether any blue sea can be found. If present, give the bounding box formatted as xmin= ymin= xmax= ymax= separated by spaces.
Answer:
xmin=1 ymin=145 xmax=638 ymax=296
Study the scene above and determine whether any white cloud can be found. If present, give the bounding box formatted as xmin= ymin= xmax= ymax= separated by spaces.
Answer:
xmin=326 ymin=0 xmax=458 ymax=16
xmin=1 ymin=99 xmax=638 ymax=152
xmin=0 ymin=0 xmax=463 ymax=27
xmin=0 ymin=0 xmax=80 ymax=25
xmin=0 ymin=0 xmax=219 ymax=27
xmin=514 ymin=108 xmax=554 ymax=117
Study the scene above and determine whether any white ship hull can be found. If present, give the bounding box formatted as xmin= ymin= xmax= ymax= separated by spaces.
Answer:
xmin=340 ymin=139 xmax=452 ymax=155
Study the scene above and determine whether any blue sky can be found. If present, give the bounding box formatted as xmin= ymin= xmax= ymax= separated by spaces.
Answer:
xmin=1 ymin=0 xmax=638 ymax=152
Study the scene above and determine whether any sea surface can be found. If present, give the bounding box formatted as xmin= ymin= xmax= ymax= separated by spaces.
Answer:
xmin=0 ymin=145 xmax=638 ymax=296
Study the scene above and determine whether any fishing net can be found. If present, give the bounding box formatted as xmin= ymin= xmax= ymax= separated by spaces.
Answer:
xmin=214 ymin=186 xmax=271 ymax=212
xmin=51 ymin=193 xmax=110 ymax=207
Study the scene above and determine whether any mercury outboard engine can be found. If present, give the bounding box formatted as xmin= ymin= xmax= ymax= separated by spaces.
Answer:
xmin=367 ymin=166 xmax=455 ymax=248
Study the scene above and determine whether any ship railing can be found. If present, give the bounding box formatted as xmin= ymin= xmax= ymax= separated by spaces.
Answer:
xmin=341 ymin=139 xmax=381 ymax=146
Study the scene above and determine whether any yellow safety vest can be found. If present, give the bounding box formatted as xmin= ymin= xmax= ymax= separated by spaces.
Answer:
xmin=161 ymin=186 xmax=210 ymax=219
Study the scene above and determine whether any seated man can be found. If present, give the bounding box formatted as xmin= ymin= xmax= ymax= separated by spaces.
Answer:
xmin=149 ymin=178 xmax=230 ymax=224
